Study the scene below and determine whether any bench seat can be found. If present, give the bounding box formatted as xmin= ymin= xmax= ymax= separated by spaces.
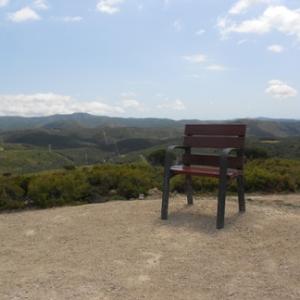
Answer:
xmin=170 ymin=165 xmax=242 ymax=178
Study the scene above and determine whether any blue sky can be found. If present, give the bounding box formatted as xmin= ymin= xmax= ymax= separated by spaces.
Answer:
xmin=0 ymin=0 xmax=299 ymax=119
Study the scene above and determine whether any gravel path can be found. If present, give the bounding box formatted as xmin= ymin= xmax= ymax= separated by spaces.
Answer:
xmin=0 ymin=194 xmax=299 ymax=300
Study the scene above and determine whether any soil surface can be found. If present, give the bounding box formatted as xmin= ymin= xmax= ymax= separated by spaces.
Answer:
xmin=0 ymin=194 xmax=299 ymax=300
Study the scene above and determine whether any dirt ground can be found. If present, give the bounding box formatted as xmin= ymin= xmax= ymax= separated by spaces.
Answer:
xmin=0 ymin=194 xmax=299 ymax=300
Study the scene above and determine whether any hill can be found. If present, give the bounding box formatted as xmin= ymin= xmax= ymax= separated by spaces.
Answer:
xmin=0 ymin=113 xmax=180 ymax=131
xmin=1 ymin=114 xmax=300 ymax=174
xmin=1 ymin=113 xmax=300 ymax=138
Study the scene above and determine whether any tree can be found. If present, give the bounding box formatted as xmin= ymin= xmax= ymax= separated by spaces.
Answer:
xmin=147 ymin=149 xmax=176 ymax=166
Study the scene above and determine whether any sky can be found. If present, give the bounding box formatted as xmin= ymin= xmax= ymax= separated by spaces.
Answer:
xmin=0 ymin=0 xmax=300 ymax=120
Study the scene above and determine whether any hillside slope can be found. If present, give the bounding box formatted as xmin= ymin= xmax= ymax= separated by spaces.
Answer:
xmin=1 ymin=113 xmax=300 ymax=138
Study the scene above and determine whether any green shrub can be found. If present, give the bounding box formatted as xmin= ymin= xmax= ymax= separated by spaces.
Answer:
xmin=192 ymin=177 xmax=219 ymax=193
xmin=116 ymin=170 xmax=153 ymax=199
xmin=147 ymin=149 xmax=176 ymax=166
xmin=88 ymin=163 xmax=159 ymax=199
xmin=245 ymin=147 xmax=269 ymax=160
xmin=27 ymin=172 xmax=90 ymax=208
xmin=87 ymin=168 xmax=120 ymax=195
xmin=2 ymin=173 xmax=12 ymax=177
xmin=244 ymin=159 xmax=300 ymax=192
xmin=170 ymin=158 xmax=300 ymax=194
xmin=13 ymin=176 xmax=31 ymax=197
xmin=170 ymin=176 xmax=218 ymax=193
xmin=0 ymin=179 xmax=26 ymax=209
xmin=0 ymin=158 xmax=299 ymax=211
xmin=63 ymin=165 xmax=76 ymax=171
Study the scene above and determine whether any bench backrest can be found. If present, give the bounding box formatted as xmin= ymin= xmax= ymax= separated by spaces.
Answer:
xmin=182 ymin=124 xmax=246 ymax=169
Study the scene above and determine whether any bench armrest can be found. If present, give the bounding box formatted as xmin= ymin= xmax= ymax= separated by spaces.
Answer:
xmin=167 ymin=145 xmax=190 ymax=152
xmin=164 ymin=145 xmax=190 ymax=174
xmin=220 ymin=147 xmax=237 ymax=157
xmin=219 ymin=147 xmax=245 ymax=178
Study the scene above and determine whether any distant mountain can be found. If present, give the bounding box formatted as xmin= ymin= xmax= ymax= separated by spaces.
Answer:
xmin=0 ymin=125 xmax=181 ymax=151
xmin=0 ymin=113 xmax=300 ymax=139
xmin=237 ymin=118 xmax=300 ymax=138
xmin=0 ymin=113 xmax=180 ymax=131
xmin=1 ymin=113 xmax=300 ymax=174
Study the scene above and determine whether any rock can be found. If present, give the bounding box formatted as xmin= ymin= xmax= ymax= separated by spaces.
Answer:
xmin=108 ymin=189 xmax=117 ymax=196
xmin=147 ymin=188 xmax=162 ymax=198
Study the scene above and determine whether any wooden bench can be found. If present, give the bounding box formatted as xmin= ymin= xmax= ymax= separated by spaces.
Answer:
xmin=161 ymin=124 xmax=247 ymax=229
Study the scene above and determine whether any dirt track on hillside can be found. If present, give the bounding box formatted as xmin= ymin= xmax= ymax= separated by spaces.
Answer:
xmin=0 ymin=194 xmax=299 ymax=300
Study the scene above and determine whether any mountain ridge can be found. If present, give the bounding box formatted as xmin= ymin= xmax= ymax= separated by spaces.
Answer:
xmin=0 ymin=113 xmax=300 ymax=146
xmin=1 ymin=113 xmax=300 ymax=136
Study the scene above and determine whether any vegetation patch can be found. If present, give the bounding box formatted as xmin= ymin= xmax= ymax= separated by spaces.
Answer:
xmin=0 ymin=158 xmax=300 ymax=211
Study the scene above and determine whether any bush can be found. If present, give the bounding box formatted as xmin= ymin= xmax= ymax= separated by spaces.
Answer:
xmin=244 ymin=159 xmax=300 ymax=192
xmin=147 ymin=149 xmax=176 ymax=166
xmin=170 ymin=176 xmax=218 ymax=193
xmin=13 ymin=176 xmax=31 ymax=197
xmin=87 ymin=167 xmax=120 ymax=195
xmin=27 ymin=172 xmax=90 ymax=208
xmin=0 ymin=179 xmax=26 ymax=209
xmin=170 ymin=158 xmax=300 ymax=194
xmin=88 ymin=163 xmax=160 ymax=199
xmin=245 ymin=147 xmax=269 ymax=160
xmin=0 ymin=159 xmax=299 ymax=211
xmin=63 ymin=165 xmax=76 ymax=171
xmin=2 ymin=173 xmax=12 ymax=177
xmin=116 ymin=170 xmax=153 ymax=199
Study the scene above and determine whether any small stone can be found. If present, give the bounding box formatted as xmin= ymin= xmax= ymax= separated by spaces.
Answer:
xmin=147 ymin=188 xmax=162 ymax=198
xmin=109 ymin=189 xmax=117 ymax=196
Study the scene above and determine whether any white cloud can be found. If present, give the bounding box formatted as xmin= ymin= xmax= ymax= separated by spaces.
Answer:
xmin=79 ymin=101 xmax=124 ymax=115
xmin=0 ymin=0 xmax=9 ymax=8
xmin=0 ymin=93 xmax=124 ymax=116
xmin=157 ymin=99 xmax=186 ymax=111
xmin=34 ymin=0 xmax=48 ymax=10
xmin=229 ymin=0 xmax=273 ymax=15
xmin=96 ymin=0 xmax=124 ymax=15
xmin=120 ymin=92 xmax=144 ymax=111
xmin=183 ymin=53 xmax=226 ymax=71
xmin=218 ymin=6 xmax=300 ymax=40
xmin=8 ymin=7 xmax=40 ymax=22
xmin=265 ymin=80 xmax=298 ymax=98
xmin=206 ymin=64 xmax=227 ymax=71
xmin=173 ymin=19 xmax=183 ymax=32
xmin=62 ymin=16 xmax=83 ymax=22
xmin=267 ymin=44 xmax=284 ymax=53
xmin=196 ymin=29 xmax=205 ymax=35
xmin=183 ymin=53 xmax=206 ymax=64
xmin=122 ymin=99 xmax=141 ymax=109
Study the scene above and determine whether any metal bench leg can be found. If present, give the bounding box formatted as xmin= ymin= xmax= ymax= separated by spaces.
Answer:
xmin=237 ymin=175 xmax=246 ymax=212
xmin=217 ymin=175 xmax=227 ymax=229
xmin=161 ymin=172 xmax=171 ymax=220
xmin=186 ymin=175 xmax=193 ymax=205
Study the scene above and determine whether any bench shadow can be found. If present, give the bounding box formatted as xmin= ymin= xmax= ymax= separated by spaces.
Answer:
xmin=158 ymin=205 xmax=242 ymax=235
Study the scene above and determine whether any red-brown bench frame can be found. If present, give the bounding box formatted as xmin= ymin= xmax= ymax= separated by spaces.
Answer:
xmin=161 ymin=124 xmax=247 ymax=229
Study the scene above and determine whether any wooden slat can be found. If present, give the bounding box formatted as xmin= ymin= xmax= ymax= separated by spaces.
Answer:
xmin=182 ymin=154 xmax=243 ymax=169
xmin=183 ymin=136 xmax=245 ymax=149
xmin=184 ymin=124 xmax=246 ymax=136
xmin=170 ymin=165 xmax=242 ymax=178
